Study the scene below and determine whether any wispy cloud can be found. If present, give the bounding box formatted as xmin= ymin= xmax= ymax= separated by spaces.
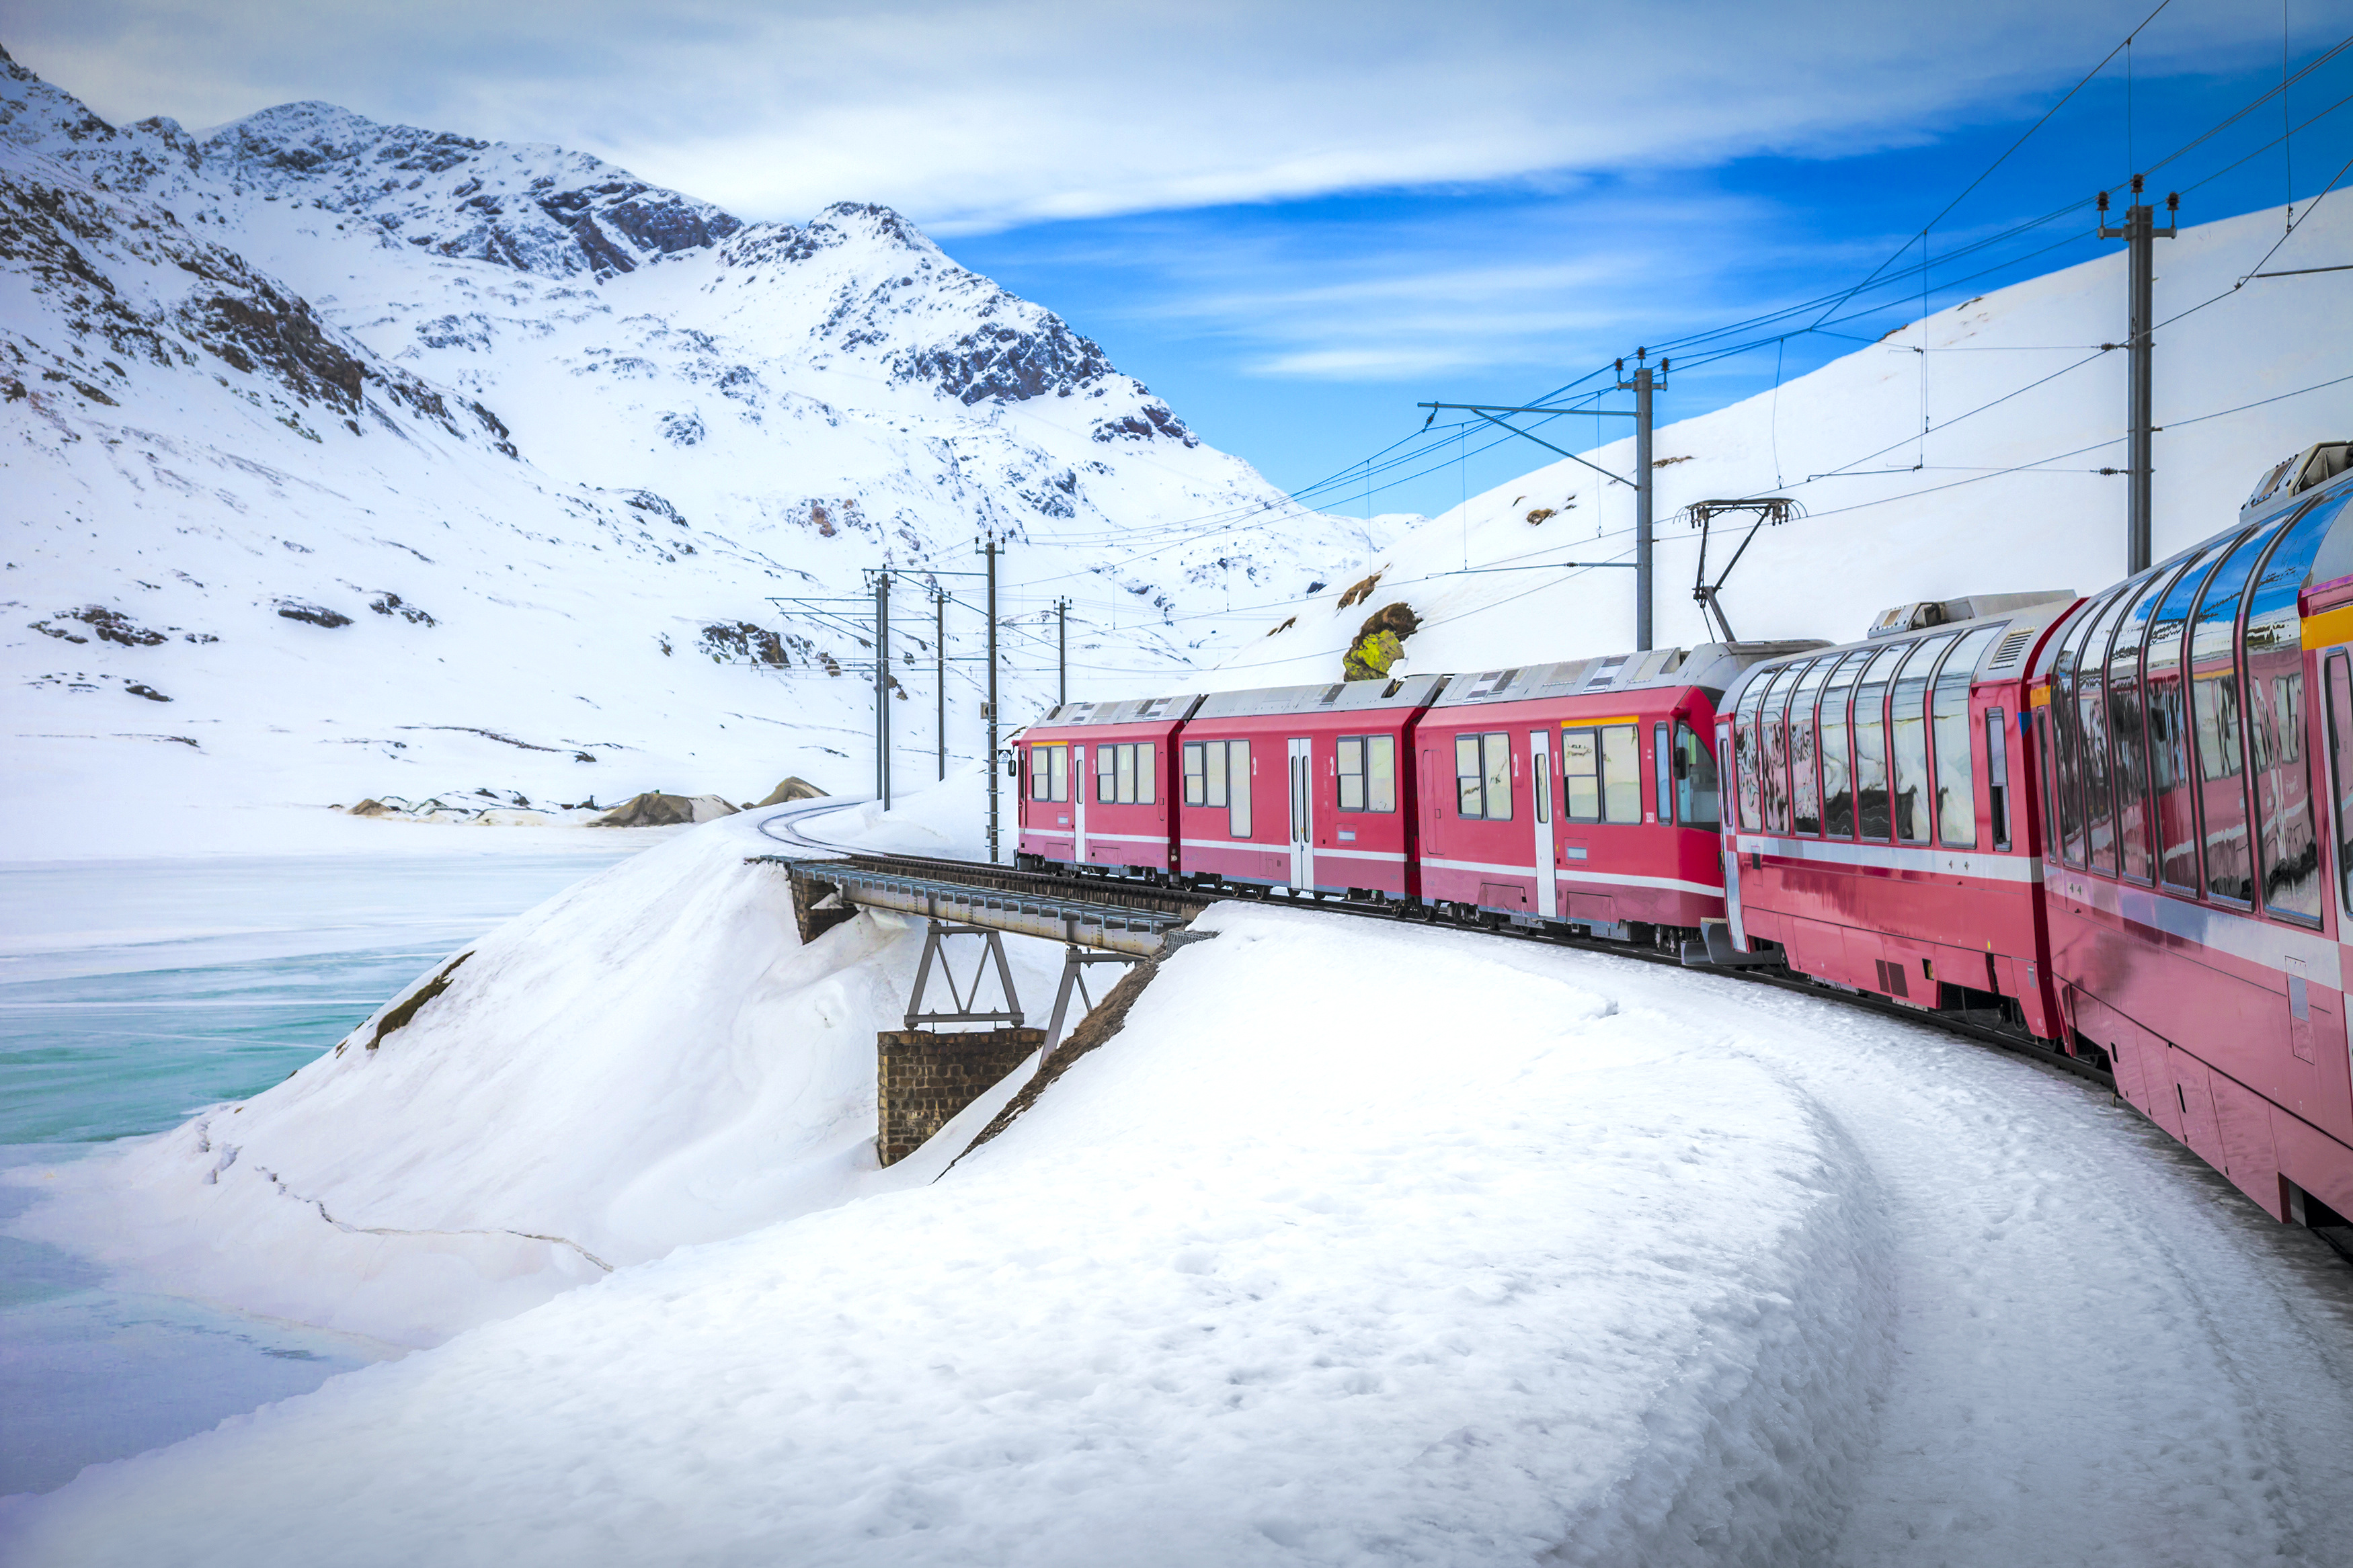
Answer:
xmin=9 ymin=0 xmax=2323 ymax=231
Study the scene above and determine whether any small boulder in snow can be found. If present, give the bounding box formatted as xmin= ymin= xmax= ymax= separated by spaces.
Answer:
xmin=591 ymin=791 xmax=740 ymax=827
xmin=754 ymin=776 xmax=827 ymax=807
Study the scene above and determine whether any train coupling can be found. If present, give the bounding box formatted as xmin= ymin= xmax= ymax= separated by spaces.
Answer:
xmin=1681 ymin=920 xmax=1782 ymax=970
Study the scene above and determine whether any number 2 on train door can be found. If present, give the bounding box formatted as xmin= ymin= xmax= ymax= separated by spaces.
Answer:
xmin=1287 ymin=737 xmax=1313 ymax=890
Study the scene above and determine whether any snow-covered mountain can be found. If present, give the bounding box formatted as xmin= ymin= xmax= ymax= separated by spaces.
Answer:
xmin=0 ymin=47 xmax=1378 ymax=856
xmin=1192 ymin=198 xmax=2352 ymax=688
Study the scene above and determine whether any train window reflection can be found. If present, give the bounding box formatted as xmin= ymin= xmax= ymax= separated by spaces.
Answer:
xmin=2108 ymin=569 xmax=2173 ymax=882
xmin=1933 ymin=626 xmax=2003 ymax=848
xmin=1820 ymin=653 xmax=1866 ymax=837
xmin=1759 ymin=665 xmax=1796 ymax=833
xmin=1890 ymin=634 xmax=1955 ymax=843
xmin=2079 ymin=587 xmax=2140 ymax=874
xmin=2245 ymin=495 xmax=2345 ymax=921
xmin=2148 ymin=534 xmax=2239 ymax=890
xmin=1789 ymin=659 xmax=1831 ymax=834
xmin=2191 ymin=518 xmax=2290 ymax=903
xmin=1852 ymin=644 xmax=1907 ymax=840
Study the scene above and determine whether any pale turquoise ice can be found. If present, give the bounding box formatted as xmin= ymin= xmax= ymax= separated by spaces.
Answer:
xmin=0 ymin=848 xmax=639 ymax=1495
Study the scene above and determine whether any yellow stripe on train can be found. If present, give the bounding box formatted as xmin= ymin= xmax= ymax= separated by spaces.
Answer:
xmin=2302 ymin=602 xmax=2353 ymax=651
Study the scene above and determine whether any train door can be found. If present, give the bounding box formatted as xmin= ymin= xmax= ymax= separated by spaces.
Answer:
xmin=1072 ymin=744 xmax=1088 ymax=862
xmin=1287 ymin=737 xmax=1313 ymax=889
xmin=1719 ymin=718 xmax=1747 ymax=947
xmin=1529 ymin=728 xmax=1557 ymax=918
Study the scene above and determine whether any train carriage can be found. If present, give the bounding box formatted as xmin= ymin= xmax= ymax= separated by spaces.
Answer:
xmin=1172 ymin=675 xmax=1447 ymax=897
xmin=2034 ymin=445 xmax=2353 ymax=1224
xmin=1718 ymin=592 xmax=2075 ymax=1036
xmin=1413 ymin=645 xmax=1812 ymax=938
xmin=1014 ymin=694 xmax=1201 ymax=877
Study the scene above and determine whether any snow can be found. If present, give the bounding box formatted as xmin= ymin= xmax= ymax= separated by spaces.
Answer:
xmin=1196 ymin=198 xmax=2353 ymax=688
xmin=11 ymin=904 xmax=2353 ymax=1563
xmin=3 ymin=786 xmax=1058 ymax=1347
xmin=0 ymin=51 xmax=1383 ymax=859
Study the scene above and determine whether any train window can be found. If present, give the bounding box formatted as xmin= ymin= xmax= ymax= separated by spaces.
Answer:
xmin=1676 ymin=721 xmax=1721 ymax=829
xmin=1759 ymin=665 xmax=1797 ymax=833
xmin=2328 ymin=652 xmax=2353 ymax=915
xmin=1336 ymin=735 xmax=1396 ymax=813
xmin=1204 ymin=740 xmax=1228 ymax=809
xmin=1602 ymin=725 xmax=1640 ymax=823
xmin=1852 ymin=643 xmax=1908 ymax=840
xmin=1137 ymin=743 xmax=1156 ymax=805
xmin=1092 ymin=742 xmax=1152 ymax=804
xmin=1565 ymin=729 xmax=1600 ymax=820
xmin=1819 ymin=652 xmax=1866 ymax=837
xmin=1096 ymin=743 xmax=1117 ymax=802
xmin=2079 ymin=589 xmax=2139 ymax=874
xmin=2245 ymin=495 xmax=2347 ymax=921
xmin=2149 ymin=534 xmax=2241 ymax=890
xmin=2036 ymin=706 xmax=2059 ymax=856
xmin=2192 ymin=519 xmax=2292 ymax=903
xmin=1562 ymin=725 xmax=1638 ymax=823
xmin=1032 ymin=743 xmax=1070 ymax=803
xmin=1890 ymin=634 xmax=1955 ymax=843
xmin=1734 ymin=679 xmax=1767 ymax=831
xmin=1455 ymin=733 xmax=1513 ymax=820
xmin=1118 ymin=743 xmax=1138 ymax=804
xmin=1789 ymin=659 xmax=1832 ymax=834
xmin=1183 ymin=741 xmax=1206 ymax=807
xmin=1933 ymin=626 xmax=2004 ymax=848
xmin=1230 ymin=741 xmax=1251 ymax=837
xmin=1986 ymin=709 xmax=2011 ymax=850
xmin=2108 ymin=571 xmax=2174 ymax=882
xmin=1654 ymin=724 xmax=1673 ymax=825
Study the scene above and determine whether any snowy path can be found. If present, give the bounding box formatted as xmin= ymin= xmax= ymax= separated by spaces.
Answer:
xmin=7 ymin=903 xmax=2353 ymax=1565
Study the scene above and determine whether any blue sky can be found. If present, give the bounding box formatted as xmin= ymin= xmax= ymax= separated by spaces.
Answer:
xmin=13 ymin=1 xmax=2353 ymax=515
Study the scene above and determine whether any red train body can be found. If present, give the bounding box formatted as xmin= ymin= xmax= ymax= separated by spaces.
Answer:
xmin=1007 ymin=441 xmax=2353 ymax=1241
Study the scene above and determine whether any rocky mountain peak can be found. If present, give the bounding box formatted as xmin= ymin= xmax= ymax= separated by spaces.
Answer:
xmin=190 ymin=101 xmax=743 ymax=281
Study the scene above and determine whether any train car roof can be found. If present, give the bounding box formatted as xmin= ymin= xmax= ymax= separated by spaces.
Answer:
xmin=1427 ymin=641 xmax=1829 ymax=712
xmin=1029 ymin=693 xmax=1205 ymax=729
xmin=1721 ymin=592 xmax=2079 ymax=710
xmin=1188 ymin=671 xmax=1451 ymax=721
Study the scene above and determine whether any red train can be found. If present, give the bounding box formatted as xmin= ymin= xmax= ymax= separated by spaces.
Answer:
xmin=1013 ymin=440 xmax=2353 ymax=1245
xmin=1016 ymin=643 xmax=1819 ymax=940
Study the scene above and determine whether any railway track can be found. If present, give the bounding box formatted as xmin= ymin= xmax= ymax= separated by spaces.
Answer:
xmin=754 ymin=804 xmax=2118 ymax=1097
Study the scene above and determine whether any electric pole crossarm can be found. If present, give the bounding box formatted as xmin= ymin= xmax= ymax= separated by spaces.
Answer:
xmin=1419 ymin=401 xmax=1639 ymax=418
xmin=1456 ymin=408 xmax=1631 ymax=487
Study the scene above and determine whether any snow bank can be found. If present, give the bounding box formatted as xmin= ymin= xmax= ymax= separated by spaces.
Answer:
xmin=5 ymin=799 xmax=1064 ymax=1346
xmin=0 ymin=906 xmax=1894 ymax=1564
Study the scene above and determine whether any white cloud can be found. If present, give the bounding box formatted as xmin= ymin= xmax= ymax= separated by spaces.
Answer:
xmin=7 ymin=0 xmax=2331 ymax=231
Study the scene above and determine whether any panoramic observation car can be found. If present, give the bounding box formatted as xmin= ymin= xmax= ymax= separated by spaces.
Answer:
xmin=1014 ymin=694 xmax=1201 ymax=877
xmin=1170 ymin=674 xmax=1449 ymax=897
xmin=2033 ymin=442 xmax=2353 ymax=1224
xmin=1412 ymin=644 xmax=1814 ymax=938
xmin=1717 ymin=591 xmax=2077 ymax=1037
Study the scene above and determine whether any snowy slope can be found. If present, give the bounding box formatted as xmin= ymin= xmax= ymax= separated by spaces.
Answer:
xmin=11 ymin=897 xmax=2353 ymax=1563
xmin=0 ymin=48 xmax=1370 ymax=858
xmin=1197 ymin=198 xmax=2353 ymax=688
xmin=7 ymin=792 xmax=1060 ymax=1346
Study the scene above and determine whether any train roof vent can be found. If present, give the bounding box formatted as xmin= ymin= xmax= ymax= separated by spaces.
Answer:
xmin=1140 ymin=696 xmax=1173 ymax=717
xmin=1984 ymin=627 xmax=2036 ymax=671
xmin=1582 ymin=655 xmax=1629 ymax=690
xmin=1462 ymin=668 xmax=1521 ymax=700
xmin=1317 ymin=683 xmax=1346 ymax=705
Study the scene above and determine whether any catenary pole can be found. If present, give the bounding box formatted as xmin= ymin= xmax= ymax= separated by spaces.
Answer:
xmin=2101 ymin=178 xmax=2177 ymax=573
xmin=982 ymin=536 xmax=1001 ymax=863
xmin=935 ymin=585 xmax=947 ymax=782
xmin=1616 ymin=351 xmax=1663 ymax=650
xmin=1055 ymin=597 xmax=1070 ymax=707
xmin=871 ymin=570 xmax=891 ymax=810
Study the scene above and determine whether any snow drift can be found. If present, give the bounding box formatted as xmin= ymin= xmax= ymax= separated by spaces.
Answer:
xmin=0 ymin=905 xmax=1896 ymax=1565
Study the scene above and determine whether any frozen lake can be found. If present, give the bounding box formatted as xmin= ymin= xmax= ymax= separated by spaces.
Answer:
xmin=0 ymin=846 xmax=645 ymax=1495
